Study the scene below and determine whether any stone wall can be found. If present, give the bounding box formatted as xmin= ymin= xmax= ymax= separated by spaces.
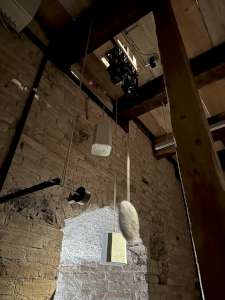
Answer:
xmin=0 ymin=211 xmax=62 ymax=300
xmin=55 ymin=207 xmax=148 ymax=300
xmin=0 ymin=25 xmax=199 ymax=299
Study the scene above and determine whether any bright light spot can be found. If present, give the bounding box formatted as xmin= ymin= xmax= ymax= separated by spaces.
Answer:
xmin=101 ymin=57 xmax=110 ymax=68
xmin=71 ymin=70 xmax=80 ymax=80
xmin=117 ymin=39 xmax=138 ymax=71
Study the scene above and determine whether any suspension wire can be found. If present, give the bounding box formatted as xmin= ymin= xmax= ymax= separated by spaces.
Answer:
xmin=80 ymin=17 xmax=94 ymax=120
xmin=127 ymin=122 xmax=131 ymax=202
xmin=113 ymin=172 xmax=117 ymax=232
xmin=163 ymin=79 xmax=205 ymax=299
xmin=162 ymin=100 xmax=168 ymax=134
xmin=176 ymin=154 xmax=205 ymax=300
xmin=102 ymin=102 xmax=105 ymax=120
xmin=195 ymin=0 xmax=213 ymax=47
xmin=60 ymin=116 xmax=75 ymax=187
xmin=113 ymin=100 xmax=118 ymax=232
xmin=79 ymin=17 xmax=93 ymax=92
xmin=60 ymin=17 xmax=93 ymax=187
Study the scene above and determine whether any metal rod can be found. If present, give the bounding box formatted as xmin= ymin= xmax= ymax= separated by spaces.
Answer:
xmin=0 ymin=55 xmax=48 ymax=192
xmin=0 ymin=178 xmax=61 ymax=204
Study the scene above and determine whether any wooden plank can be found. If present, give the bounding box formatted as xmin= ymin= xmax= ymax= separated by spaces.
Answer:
xmin=116 ymin=76 xmax=166 ymax=118
xmin=154 ymin=113 xmax=225 ymax=158
xmin=154 ymin=1 xmax=225 ymax=299
xmin=139 ymin=111 xmax=167 ymax=136
xmin=114 ymin=13 xmax=162 ymax=87
xmin=58 ymin=0 xmax=93 ymax=17
xmin=73 ymin=53 xmax=123 ymax=101
xmin=155 ymin=127 xmax=225 ymax=158
xmin=200 ymin=79 xmax=225 ymax=116
xmin=198 ymin=0 xmax=225 ymax=46
xmin=171 ymin=0 xmax=212 ymax=58
xmin=117 ymin=41 xmax=225 ymax=119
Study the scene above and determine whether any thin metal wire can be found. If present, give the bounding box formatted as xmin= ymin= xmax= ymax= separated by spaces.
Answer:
xmin=60 ymin=17 xmax=93 ymax=187
xmin=60 ymin=117 xmax=75 ymax=187
xmin=127 ymin=122 xmax=131 ymax=202
xmin=176 ymin=152 xmax=205 ymax=300
xmin=81 ymin=17 xmax=94 ymax=120
xmin=80 ymin=17 xmax=94 ymax=92
xmin=195 ymin=0 xmax=213 ymax=47
xmin=162 ymin=70 xmax=205 ymax=299
xmin=113 ymin=173 xmax=117 ymax=232
xmin=113 ymin=100 xmax=118 ymax=232
xmin=162 ymin=101 xmax=168 ymax=134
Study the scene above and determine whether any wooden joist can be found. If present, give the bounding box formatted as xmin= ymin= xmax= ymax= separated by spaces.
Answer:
xmin=154 ymin=1 xmax=225 ymax=299
xmin=117 ymin=41 xmax=225 ymax=119
xmin=154 ymin=112 xmax=225 ymax=158
xmin=45 ymin=0 xmax=155 ymax=66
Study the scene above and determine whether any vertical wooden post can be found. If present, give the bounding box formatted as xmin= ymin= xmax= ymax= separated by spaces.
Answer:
xmin=154 ymin=1 xmax=225 ymax=298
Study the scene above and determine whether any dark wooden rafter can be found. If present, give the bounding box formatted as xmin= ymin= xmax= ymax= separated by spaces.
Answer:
xmin=154 ymin=112 xmax=225 ymax=158
xmin=154 ymin=1 xmax=225 ymax=298
xmin=117 ymin=41 xmax=225 ymax=119
xmin=42 ymin=0 xmax=155 ymax=67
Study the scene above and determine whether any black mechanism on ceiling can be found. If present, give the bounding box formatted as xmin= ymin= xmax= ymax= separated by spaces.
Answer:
xmin=105 ymin=45 xmax=138 ymax=95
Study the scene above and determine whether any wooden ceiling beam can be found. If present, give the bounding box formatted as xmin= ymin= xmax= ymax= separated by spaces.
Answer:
xmin=154 ymin=112 xmax=225 ymax=158
xmin=117 ymin=41 xmax=225 ymax=119
xmin=44 ymin=0 xmax=155 ymax=67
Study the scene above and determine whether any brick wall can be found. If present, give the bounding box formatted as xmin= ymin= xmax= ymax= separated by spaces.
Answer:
xmin=0 ymin=211 xmax=62 ymax=300
xmin=55 ymin=207 xmax=148 ymax=300
xmin=0 ymin=25 xmax=199 ymax=299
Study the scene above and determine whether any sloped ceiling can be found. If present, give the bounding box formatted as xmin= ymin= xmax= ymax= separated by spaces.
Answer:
xmin=34 ymin=0 xmax=225 ymax=137
xmin=58 ymin=0 xmax=94 ymax=17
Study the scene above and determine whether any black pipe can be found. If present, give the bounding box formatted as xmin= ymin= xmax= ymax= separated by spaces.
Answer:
xmin=50 ymin=290 xmax=56 ymax=300
xmin=0 ymin=178 xmax=61 ymax=204
xmin=0 ymin=55 xmax=48 ymax=192
xmin=23 ymin=28 xmax=48 ymax=53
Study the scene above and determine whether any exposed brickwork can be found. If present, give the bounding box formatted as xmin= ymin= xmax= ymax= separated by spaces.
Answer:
xmin=0 ymin=25 xmax=199 ymax=299
xmin=0 ymin=211 xmax=62 ymax=300
xmin=57 ymin=244 xmax=148 ymax=300
xmin=55 ymin=207 xmax=148 ymax=300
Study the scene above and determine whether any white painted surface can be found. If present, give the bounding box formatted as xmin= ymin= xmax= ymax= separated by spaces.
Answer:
xmin=60 ymin=207 xmax=118 ymax=265
xmin=54 ymin=206 xmax=148 ymax=300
